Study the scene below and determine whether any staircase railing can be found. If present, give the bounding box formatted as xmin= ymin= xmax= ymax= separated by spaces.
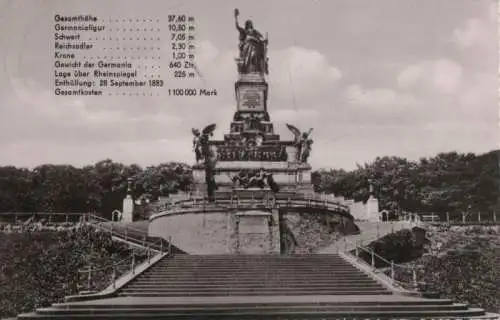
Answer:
xmin=84 ymin=213 xmax=169 ymax=251
xmin=77 ymin=242 xmax=172 ymax=294
xmin=349 ymin=241 xmax=423 ymax=292
xmin=77 ymin=213 xmax=174 ymax=294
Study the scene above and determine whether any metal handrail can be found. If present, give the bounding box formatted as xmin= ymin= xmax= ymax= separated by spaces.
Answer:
xmin=351 ymin=242 xmax=419 ymax=291
xmin=77 ymin=235 xmax=173 ymax=293
xmin=85 ymin=214 xmax=165 ymax=251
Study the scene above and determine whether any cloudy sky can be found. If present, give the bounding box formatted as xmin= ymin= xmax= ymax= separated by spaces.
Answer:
xmin=0 ymin=0 xmax=498 ymax=170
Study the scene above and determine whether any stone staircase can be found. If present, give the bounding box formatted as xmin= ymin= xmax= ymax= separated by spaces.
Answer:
xmin=16 ymin=254 xmax=496 ymax=319
xmin=319 ymin=221 xmax=413 ymax=253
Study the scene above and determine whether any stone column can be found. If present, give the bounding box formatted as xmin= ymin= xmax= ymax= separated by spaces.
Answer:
xmin=122 ymin=178 xmax=134 ymax=223
xmin=365 ymin=196 xmax=379 ymax=221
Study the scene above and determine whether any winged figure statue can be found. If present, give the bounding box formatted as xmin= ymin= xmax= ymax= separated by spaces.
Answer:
xmin=192 ymin=124 xmax=217 ymax=163
xmin=286 ymin=124 xmax=302 ymax=143
xmin=285 ymin=124 xmax=314 ymax=162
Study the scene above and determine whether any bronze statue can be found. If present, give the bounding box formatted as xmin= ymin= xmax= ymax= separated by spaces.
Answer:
xmin=191 ymin=129 xmax=203 ymax=163
xmin=192 ymin=124 xmax=216 ymax=163
xmin=192 ymin=124 xmax=218 ymax=201
xmin=286 ymin=124 xmax=313 ymax=162
xmin=234 ymin=8 xmax=268 ymax=74
xmin=232 ymin=168 xmax=279 ymax=192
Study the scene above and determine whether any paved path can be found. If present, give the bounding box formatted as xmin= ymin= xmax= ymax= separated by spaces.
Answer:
xmin=318 ymin=221 xmax=414 ymax=253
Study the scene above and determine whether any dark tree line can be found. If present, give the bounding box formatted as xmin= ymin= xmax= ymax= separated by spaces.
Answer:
xmin=0 ymin=159 xmax=192 ymax=219
xmin=1 ymin=150 xmax=498 ymax=218
xmin=312 ymin=150 xmax=500 ymax=215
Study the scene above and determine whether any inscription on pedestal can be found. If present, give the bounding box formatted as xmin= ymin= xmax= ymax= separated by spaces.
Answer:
xmin=242 ymin=87 xmax=262 ymax=109
xmin=236 ymin=84 xmax=266 ymax=111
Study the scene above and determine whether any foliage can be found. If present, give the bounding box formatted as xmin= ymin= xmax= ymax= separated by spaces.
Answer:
xmin=0 ymin=226 xmax=140 ymax=318
xmin=313 ymin=150 xmax=500 ymax=215
xmin=356 ymin=228 xmax=427 ymax=268
xmin=363 ymin=226 xmax=500 ymax=313
xmin=0 ymin=160 xmax=192 ymax=219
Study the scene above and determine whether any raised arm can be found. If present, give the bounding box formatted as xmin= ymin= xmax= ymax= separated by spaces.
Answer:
xmin=234 ymin=9 xmax=243 ymax=32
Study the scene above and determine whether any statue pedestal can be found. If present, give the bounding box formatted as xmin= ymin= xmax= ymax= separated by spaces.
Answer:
xmin=235 ymin=80 xmax=268 ymax=112
xmin=233 ymin=210 xmax=280 ymax=254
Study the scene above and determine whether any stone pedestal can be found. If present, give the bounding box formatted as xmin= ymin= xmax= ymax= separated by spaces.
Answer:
xmin=233 ymin=210 xmax=280 ymax=254
xmin=122 ymin=196 xmax=133 ymax=223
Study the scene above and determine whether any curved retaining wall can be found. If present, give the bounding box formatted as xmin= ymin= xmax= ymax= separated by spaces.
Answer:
xmin=149 ymin=210 xmax=237 ymax=254
xmin=149 ymin=202 xmax=354 ymax=254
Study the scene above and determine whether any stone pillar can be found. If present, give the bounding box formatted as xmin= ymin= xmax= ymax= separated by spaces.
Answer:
xmin=365 ymin=196 xmax=380 ymax=221
xmin=122 ymin=197 xmax=133 ymax=223
xmin=122 ymin=178 xmax=134 ymax=223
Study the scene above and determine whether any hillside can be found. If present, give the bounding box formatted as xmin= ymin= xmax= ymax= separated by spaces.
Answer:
xmin=0 ymin=226 xmax=147 ymax=318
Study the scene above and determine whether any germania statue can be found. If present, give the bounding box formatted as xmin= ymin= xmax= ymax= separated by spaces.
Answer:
xmin=234 ymin=8 xmax=269 ymax=74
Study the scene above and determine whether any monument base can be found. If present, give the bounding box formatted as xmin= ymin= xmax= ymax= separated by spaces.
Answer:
xmin=233 ymin=210 xmax=280 ymax=254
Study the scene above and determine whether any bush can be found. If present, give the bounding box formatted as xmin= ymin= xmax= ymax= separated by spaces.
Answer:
xmin=0 ymin=226 xmax=141 ymax=318
xmin=365 ymin=226 xmax=499 ymax=313
xmin=356 ymin=228 xmax=427 ymax=268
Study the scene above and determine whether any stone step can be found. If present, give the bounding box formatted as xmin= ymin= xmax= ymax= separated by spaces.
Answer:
xmin=16 ymin=311 xmax=498 ymax=320
xmin=156 ymin=260 xmax=350 ymax=265
xmin=118 ymin=289 xmax=392 ymax=296
xmin=20 ymin=308 xmax=489 ymax=319
xmin=135 ymin=275 xmax=372 ymax=282
xmin=162 ymin=260 xmax=347 ymax=264
xmin=124 ymin=284 xmax=385 ymax=290
xmin=156 ymin=260 xmax=350 ymax=264
xmin=51 ymin=299 xmax=457 ymax=309
xmin=52 ymin=295 xmax=453 ymax=309
xmin=145 ymin=265 xmax=362 ymax=270
xmin=36 ymin=303 xmax=470 ymax=315
xmin=140 ymin=271 xmax=366 ymax=277
xmin=129 ymin=279 xmax=379 ymax=285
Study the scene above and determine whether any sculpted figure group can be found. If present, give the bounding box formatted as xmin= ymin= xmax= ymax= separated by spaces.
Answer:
xmin=232 ymin=168 xmax=279 ymax=192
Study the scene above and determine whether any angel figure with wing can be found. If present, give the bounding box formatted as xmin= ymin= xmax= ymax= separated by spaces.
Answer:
xmin=191 ymin=124 xmax=216 ymax=163
xmin=192 ymin=128 xmax=203 ymax=163
xmin=286 ymin=124 xmax=313 ymax=163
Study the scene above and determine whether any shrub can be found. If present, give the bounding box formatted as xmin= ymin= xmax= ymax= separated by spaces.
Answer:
xmin=0 ymin=226 xmax=141 ymax=318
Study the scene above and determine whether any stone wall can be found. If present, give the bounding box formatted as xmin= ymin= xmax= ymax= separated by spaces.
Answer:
xmin=149 ymin=212 xmax=233 ymax=254
xmin=149 ymin=210 xmax=279 ymax=255
xmin=281 ymin=212 xmax=342 ymax=254
xmin=321 ymin=193 xmax=380 ymax=221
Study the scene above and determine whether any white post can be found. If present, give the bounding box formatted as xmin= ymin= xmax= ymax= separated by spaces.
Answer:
xmin=391 ymin=261 xmax=395 ymax=282
xmin=131 ymin=254 xmax=136 ymax=274
xmin=87 ymin=266 xmax=92 ymax=291
xmin=112 ymin=263 xmax=117 ymax=289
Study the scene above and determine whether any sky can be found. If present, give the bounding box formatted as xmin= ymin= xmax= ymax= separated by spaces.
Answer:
xmin=0 ymin=0 xmax=498 ymax=170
